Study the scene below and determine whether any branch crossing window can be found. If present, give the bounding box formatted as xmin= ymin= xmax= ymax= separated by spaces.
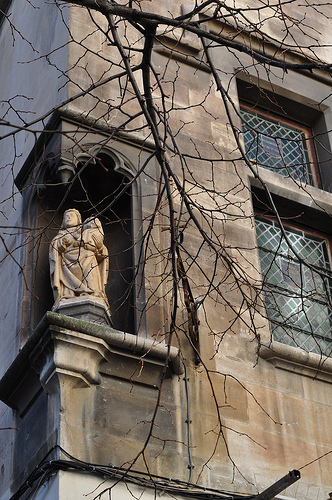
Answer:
xmin=241 ymin=107 xmax=313 ymax=185
xmin=256 ymin=217 xmax=332 ymax=356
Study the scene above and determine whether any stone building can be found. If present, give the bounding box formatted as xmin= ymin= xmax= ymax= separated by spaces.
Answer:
xmin=0 ymin=1 xmax=331 ymax=499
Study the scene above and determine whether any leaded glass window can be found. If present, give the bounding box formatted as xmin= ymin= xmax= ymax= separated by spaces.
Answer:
xmin=241 ymin=107 xmax=313 ymax=185
xmin=256 ymin=217 xmax=332 ymax=356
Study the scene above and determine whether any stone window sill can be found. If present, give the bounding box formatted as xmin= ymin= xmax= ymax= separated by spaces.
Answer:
xmin=259 ymin=342 xmax=332 ymax=383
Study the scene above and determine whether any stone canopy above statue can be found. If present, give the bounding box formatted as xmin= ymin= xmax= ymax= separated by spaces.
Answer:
xmin=49 ymin=209 xmax=112 ymax=326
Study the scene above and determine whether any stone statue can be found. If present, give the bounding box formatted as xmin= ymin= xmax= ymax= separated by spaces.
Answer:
xmin=49 ymin=209 xmax=109 ymax=310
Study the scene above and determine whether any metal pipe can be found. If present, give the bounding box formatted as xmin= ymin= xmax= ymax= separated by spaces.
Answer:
xmin=254 ymin=470 xmax=301 ymax=500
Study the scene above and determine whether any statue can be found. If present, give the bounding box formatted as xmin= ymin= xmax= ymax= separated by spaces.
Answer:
xmin=49 ymin=209 xmax=110 ymax=311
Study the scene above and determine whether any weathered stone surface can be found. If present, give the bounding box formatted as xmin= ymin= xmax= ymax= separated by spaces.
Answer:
xmin=1 ymin=1 xmax=332 ymax=499
xmin=50 ymin=209 xmax=110 ymax=312
xmin=53 ymin=297 xmax=112 ymax=327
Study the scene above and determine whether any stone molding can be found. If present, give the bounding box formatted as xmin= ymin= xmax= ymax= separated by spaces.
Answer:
xmin=30 ymin=327 xmax=111 ymax=393
xmin=260 ymin=342 xmax=332 ymax=383
xmin=0 ymin=312 xmax=182 ymax=410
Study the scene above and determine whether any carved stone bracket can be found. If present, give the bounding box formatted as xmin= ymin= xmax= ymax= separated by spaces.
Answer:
xmin=48 ymin=153 xmax=77 ymax=185
xmin=30 ymin=327 xmax=111 ymax=394
xmin=56 ymin=160 xmax=76 ymax=184
xmin=0 ymin=312 xmax=182 ymax=412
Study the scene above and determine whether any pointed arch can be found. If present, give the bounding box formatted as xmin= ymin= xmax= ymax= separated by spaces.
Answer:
xmin=20 ymin=140 xmax=146 ymax=337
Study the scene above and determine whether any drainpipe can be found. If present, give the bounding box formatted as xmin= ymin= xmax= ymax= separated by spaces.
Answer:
xmin=254 ymin=470 xmax=301 ymax=500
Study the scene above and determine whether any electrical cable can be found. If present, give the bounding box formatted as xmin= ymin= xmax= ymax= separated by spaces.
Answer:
xmin=183 ymin=362 xmax=194 ymax=484
xmin=297 ymin=449 xmax=332 ymax=470
xmin=9 ymin=445 xmax=256 ymax=500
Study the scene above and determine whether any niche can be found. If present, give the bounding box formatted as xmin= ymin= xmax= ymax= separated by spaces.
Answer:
xmin=25 ymin=149 xmax=137 ymax=335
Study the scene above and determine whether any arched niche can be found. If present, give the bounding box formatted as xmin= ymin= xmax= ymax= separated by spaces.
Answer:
xmin=21 ymin=144 xmax=145 ymax=337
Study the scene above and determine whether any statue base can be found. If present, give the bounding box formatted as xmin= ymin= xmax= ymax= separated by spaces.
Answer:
xmin=53 ymin=297 xmax=113 ymax=327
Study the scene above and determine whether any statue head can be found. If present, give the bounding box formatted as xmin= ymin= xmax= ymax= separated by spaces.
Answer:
xmin=62 ymin=209 xmax=82 ymax=229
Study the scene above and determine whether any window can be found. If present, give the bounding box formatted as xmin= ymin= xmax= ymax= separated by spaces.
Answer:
xmin=256 ymin=216 xmax=332 ymax=356
xmin=240 ymin=105 xmax=318 ymax=186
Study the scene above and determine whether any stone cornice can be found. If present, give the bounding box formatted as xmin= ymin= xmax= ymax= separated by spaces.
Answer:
xmin=260 ymin=342 xmax=332 ymax=383
xmin=0 ymin=312 xmax=182 ymax=411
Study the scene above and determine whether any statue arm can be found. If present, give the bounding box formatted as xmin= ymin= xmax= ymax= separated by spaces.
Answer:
xmin=99 ymin=245 xmax=109 ymax=288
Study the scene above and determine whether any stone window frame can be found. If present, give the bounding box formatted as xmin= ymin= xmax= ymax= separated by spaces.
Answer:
xmin=250 ymin=176 xmax=332 ymax=377
xmin=236 ymin=76 xmax=332 ymax=377
xmin=240 ymin=102 xmax=321 ymax=188
xmin=236 ymin=73 xmax=332 ymax=193
xmin=254 ymin=211 xmax=332 ymax=380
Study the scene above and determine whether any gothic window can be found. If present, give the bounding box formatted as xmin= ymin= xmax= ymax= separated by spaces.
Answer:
xmin=240 ymin=105 xmax=318 ymax=185
xmin=256 ymin=216 xmax=332 ymax=356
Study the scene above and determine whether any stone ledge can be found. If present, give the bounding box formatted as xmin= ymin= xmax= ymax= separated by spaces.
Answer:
xmin=0 ymin=312 xmax=182 ymax=410
xmin=30 ymin=328 xmax=111 ymax=393
xmin=260 ymin=342 xmax=332 ymax=383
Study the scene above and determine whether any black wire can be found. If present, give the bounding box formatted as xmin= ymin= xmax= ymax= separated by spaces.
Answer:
xmin=9 ymin=446 xmax=255 ymax=500
xmin=183 ymin=362 xmax=194 ymax=484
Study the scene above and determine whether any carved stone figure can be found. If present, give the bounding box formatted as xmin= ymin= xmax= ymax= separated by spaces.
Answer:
xmin=49 ymin=209 xmax=109 ymax=310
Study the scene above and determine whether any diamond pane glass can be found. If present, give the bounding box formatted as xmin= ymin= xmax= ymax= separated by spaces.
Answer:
xmin=241 ymin=108 xmax=313 ymax=185
xmin=256 ymin=218 xmax=332 ymax=356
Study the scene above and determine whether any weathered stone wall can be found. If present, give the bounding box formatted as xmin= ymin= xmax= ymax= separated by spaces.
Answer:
xmin=0 ymin=1 xmax=69 ymax=495
xmin=0 ymin=0 xmax=69 ymax=372
xmin=0 ymin=1 xmax=332 ymax=499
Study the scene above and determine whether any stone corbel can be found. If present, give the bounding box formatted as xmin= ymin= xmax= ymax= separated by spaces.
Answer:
xmin=45 ymin=153 xmax=76 ymax=185
xmin=51 ymin=148 xmax=98 ymax=185
xmin=0 ymin=312 xmax=182 ymax=413
xmin=30 ymin=326 xmax=112 ymax=394
xmin=56 ymin=160 xmax=76 ymax=184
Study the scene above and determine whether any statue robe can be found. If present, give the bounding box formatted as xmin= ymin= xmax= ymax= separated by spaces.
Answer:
xmin=49 ymin=225 xmax=109 ymax=308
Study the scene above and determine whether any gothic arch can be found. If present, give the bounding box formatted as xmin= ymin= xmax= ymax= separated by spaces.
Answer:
xmin=20 ymin=142 xmax=145 ymax=338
